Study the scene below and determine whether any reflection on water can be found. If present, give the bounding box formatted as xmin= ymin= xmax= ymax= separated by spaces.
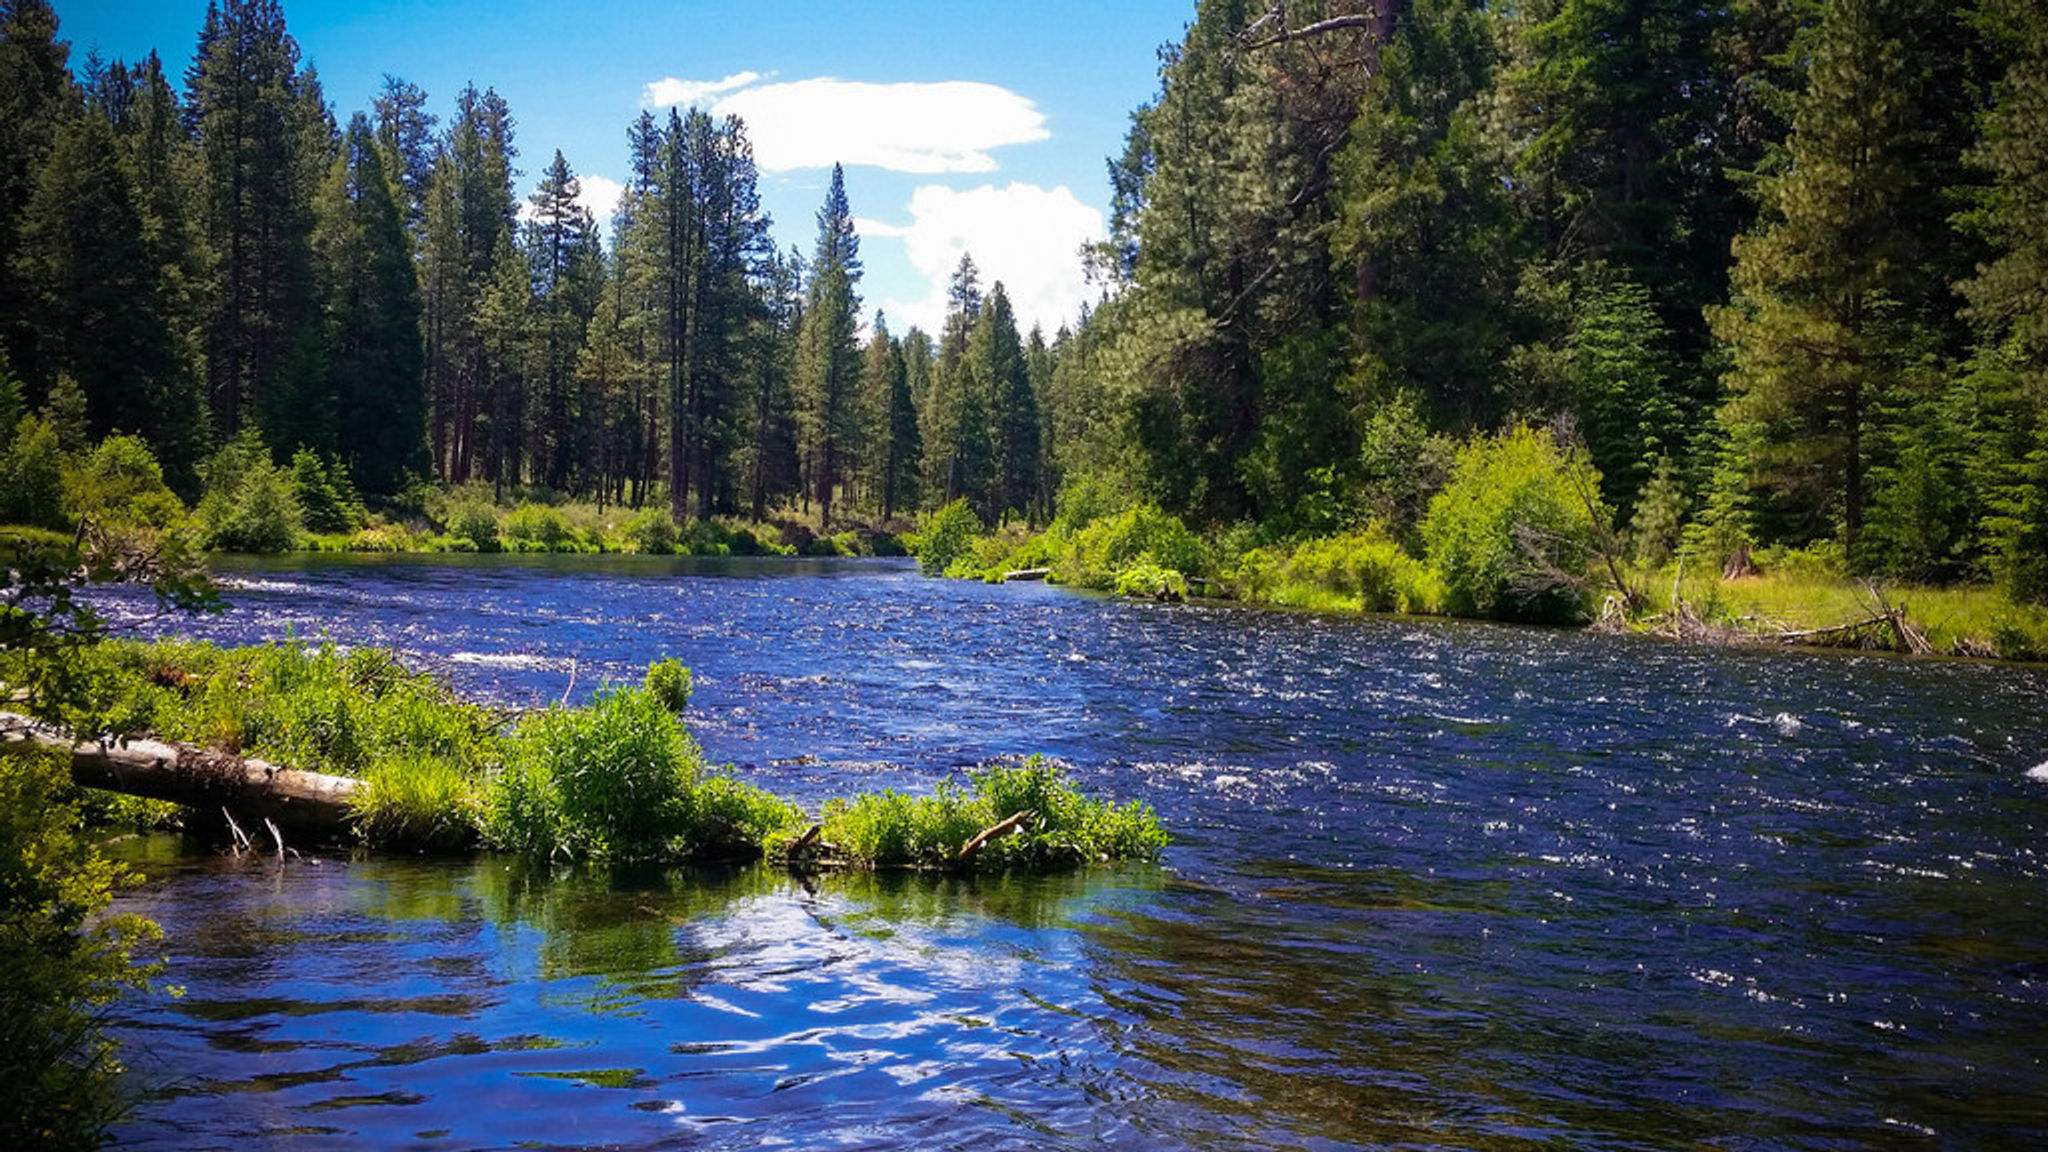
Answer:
xmin=109 ymin=846 xmax=1167 ymax=1150
xmin=98 ymin=555 xmax=2048 ymax=1149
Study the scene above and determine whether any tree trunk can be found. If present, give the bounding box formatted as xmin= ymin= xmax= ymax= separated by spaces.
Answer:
xmin=1 ymin=712 xmax=363 ymax=838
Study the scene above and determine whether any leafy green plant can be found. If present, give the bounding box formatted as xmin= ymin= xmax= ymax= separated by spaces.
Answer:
xmin=0 ymin=748 xmax=167 ymax=1151
xmin=915 ymin=498 xmax=982 ymax=575
xmin=503 ymin=503 xmax=574 ymax=551
xmin=1421 ymin=426 xmax=1607 ymax=623
xmin=623 ymin=507 xmax=678 ymax=554
xmin=194 ymin=433 xmax=303 ymax=553
xmin=287 ymin=449 xmax=365 ymax=535
xmin=802 ymin=757 xmax=1167 ymax=872
xmin=446 ymin=501 xmax=500 ymax=552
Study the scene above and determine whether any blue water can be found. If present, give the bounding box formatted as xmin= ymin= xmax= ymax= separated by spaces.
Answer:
xmin=102 ymin=554 xmax=2048 ymax=1149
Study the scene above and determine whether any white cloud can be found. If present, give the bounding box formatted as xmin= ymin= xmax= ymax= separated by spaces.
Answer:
xmin=517 ymin=172 xmax=626 ymax=237
xmin=643 ymin=75 xmax=1049 ymax=174
xmin=576 ymin=174 xmax=625 ymax=229
xmin=643 ymin=71 xmax=765 ymax=109
xmin=859 ymin=183 xmax=1105 ymax=336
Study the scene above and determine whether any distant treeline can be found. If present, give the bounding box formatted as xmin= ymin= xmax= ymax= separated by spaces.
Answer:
xmin=1 ymin=0 xmax=2045 ymax=600
xmin=0 ymin=0 xmax=1043 ymax=535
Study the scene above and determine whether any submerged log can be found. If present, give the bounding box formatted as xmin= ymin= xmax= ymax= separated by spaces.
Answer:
xmin=0 ymin=711 xmax=363 ymax=837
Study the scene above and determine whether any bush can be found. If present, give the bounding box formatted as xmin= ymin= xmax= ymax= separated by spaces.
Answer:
xmin=623 ymin=507 xmax=678 ymax=554
xmin=0 ymin=415 xmax=68 ymax=529
xmin=287 ymin=449 xmax=365 ymax=535
xmin=916 ymin=498 xmax=982 ymax=576
xmin=644 ymin=659 xmax=691 ymax=712
xmin=1233 ymin=527 xmax=1441 ymax=614
xmin=1061 ymin=503 xmax=1207 ymax=589
xmin=0 ymin=749 xmax=165 ymax=1151
xmin=195 ymin=435 xmax=303 ymax=553
xmin=805 ymin=757 xmax=1167 ymax=872
xmin=1421 ymin=426 xmax=1607 ymax=623
xmin=485 ymin=676 xmax=796 ymax=861
xmin=503 ymin=503 xmax=574 ymax=551
xmin=63 ymin=435 xmax=186 ymax=530
xmin=447 ymin=502 xmax=500 ymax=552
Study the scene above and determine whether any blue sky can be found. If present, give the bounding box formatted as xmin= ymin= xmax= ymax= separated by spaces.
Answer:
xmin=52 ymin=0 xmax=1193 ymax=335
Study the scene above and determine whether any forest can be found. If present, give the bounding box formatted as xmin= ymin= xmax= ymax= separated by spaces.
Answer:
xmin=1 ymin=0 xmax=2045 ymax=614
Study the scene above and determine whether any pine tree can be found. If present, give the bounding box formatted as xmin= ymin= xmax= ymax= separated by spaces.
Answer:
xmin=371 ymin=75 xmax=435 ymax=248
xmin=794 ymin=164 xmax=861 ymax=529
xmin=523 ymin=150 xmax=601 ymax=490
xmin=1712 ymin=0 xmax=1981 ymax=560
xmin=185 ymin=0 xmax=328 ymax=451
xmin=0 ymin=0 xmax=70 ymax=383
xmin=980 ymin=283 xmax=1038 ymax=523
xmin=312 ymin=112 xmax=424 ymax=498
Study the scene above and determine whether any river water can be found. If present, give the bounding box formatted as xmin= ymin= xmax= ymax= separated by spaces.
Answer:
xmin=99 ymin=554 xmax=2048 ymax=1150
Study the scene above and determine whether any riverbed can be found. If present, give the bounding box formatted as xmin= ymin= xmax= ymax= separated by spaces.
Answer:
xmin=101 ymin=554 xmax=2048 ymax=1149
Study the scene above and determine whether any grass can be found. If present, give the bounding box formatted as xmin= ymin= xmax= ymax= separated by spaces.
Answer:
xmin=783 ymin=757 xmax=1169 ymax=872
xmin=27 ymin=641 xmax=1167 ymax=870
xmin=1633 ymin=563 xmax=2048 ymax=661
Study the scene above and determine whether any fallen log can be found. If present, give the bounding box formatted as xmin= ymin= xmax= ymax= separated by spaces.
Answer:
xmin=0 ymin=711 xmax=363 ymax=838
xmin=1002 ymin=567 xmax=1051 ymax=582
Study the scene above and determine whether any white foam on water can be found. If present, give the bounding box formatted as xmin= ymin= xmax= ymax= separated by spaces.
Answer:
xmin=448 ymin=651 xmax=557 ymax=669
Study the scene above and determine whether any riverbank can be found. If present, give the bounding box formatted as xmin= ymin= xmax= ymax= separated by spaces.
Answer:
xmin=916 ymin=504 xmax=2048 ymax=663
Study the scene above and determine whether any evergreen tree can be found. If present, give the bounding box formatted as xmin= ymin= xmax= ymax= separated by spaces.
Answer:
xmin=922 ymin=254 xmax=988 ymax=510
xmin=1960 ymin=0 xmax=2048 ymax=596
xmin=185 ymin=0 xmax=328 ymax=451
xmin=371 ymin=75 xmax=435 ymax=247
xmin=1712 ymin=0 xmax=1981 ymax=560
xmin=0 ymin=0 xmax=70 ymax=383
xmin=794 ymin=164 xmax=861 ymax=529
xmin=523 ymin=150 xmax=601 ymax=490
xmin=980 ymin=282 xmax=1039 ymax=523
xmin=312 ymin=112 xmax=424 ymax=498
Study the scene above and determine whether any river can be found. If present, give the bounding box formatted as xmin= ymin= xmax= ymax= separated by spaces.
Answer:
xmin=99 ymin=554 xmax=2048 ymax=1150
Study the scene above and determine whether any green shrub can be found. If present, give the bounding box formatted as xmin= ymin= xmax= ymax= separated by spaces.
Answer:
xmin=0 ymin=415 xmax=68 ymax=529
xmin=351 ymin=753 xmax=479 ymax=851
xmin=195 ymin=435 xmax=303 ymax=553
xmin=503 ymin=503 xmax=573 ymax=551
xmin=623 ymin=507 xmax=678 ymax=554
xmin=1234 ymin=527 xmax=1441 ymax=614
xmin=63 ymin=435 xmax=186 ymax=530
xmin=1061 ymin=503 xmax=1207 ymax=589
xmin=0 ymin=748 xmax=166 ymax=1151
xmin=447 ymin=502 xmax=500 ymax=552
xmin=287 ymin=449 xmax=365 ymax=535
xmin=916 ymin=498 xmax=982 ymax=575
xmin=486 ymin=675 xmax=794 ymax=861
xmin=645 ymin=659 xmax=692 ymax=712
xmin=806 ymin=757 xmax=1167 ymax=872
xmin=1421 ymin=426 xmax=1607 ymax=623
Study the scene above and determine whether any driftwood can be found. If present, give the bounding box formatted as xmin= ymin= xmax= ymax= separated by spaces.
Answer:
xmin=0 ymin=711 xmax=363 ymax=837
xmin=1002 ymin=568 xmax=1051 ymax=582
xmin=956 ymin=809 xmax=1034 ymax=864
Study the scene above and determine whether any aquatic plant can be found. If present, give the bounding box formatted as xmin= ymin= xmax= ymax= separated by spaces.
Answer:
xmin=794 ymin=757 xmax=1167 ymax=872
xmin=481 ymin=667 xmax=799 ymax=862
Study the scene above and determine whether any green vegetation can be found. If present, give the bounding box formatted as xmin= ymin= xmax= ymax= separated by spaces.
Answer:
xmin=20 ymin=639 xmax=1166 ymax=871
xmin=0 ymin=748 xmax=168 ymax=1151
xmin=788 ymin=757 xmax=1168 ymax=872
